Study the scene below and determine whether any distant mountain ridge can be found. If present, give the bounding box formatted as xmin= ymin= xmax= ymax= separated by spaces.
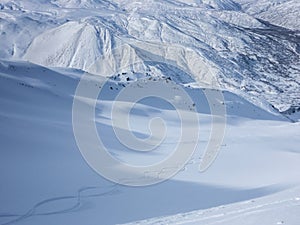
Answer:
xmin=0 ymin=0 xmax=299 ymax=118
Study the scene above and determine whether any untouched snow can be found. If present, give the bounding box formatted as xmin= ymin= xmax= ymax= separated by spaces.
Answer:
xmin=0 ymin=60 xmax=299 ymax=225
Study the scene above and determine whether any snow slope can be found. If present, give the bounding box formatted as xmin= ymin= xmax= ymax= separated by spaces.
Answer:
xmin=121 ymin=186 xmax=300 ymax=225
xmin=0 ymin=0 xmax=300 ymax=224
xmin=236 ymin=0 xmax=300 ymax=31
xmin=0 ymin=60 xmax=299 ymax=225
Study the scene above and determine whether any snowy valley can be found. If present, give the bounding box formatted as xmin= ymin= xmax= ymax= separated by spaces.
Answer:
xmin=0 ymin=0 xmax=300 ymax=225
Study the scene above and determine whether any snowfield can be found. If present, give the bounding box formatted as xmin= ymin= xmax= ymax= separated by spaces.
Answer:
xmin=121 ymin=187 xmax=300 ymax=225
xmin=0 ymin=0 xmax=300 ymax=225
xmin=0 ymin=60 xmax=299 ymax=225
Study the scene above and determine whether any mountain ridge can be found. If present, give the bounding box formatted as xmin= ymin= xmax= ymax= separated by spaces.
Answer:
xmin=0 ymin=0 xmax=299 ymax=118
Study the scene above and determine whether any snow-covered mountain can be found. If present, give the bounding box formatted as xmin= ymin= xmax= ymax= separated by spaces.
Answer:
xmin=236 ymin=0 xmax=300 ymax=31
xmin=1 ymin=1 xmax=300 ymax=225
xmin=0 ymin=0 xmax=299 ymax=117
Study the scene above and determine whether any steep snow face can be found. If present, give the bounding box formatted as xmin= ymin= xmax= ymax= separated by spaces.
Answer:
xmin=0 ymin=0 xmax=300 ymax=116
xmin=51 ymin=0 xmax=118 ymax=9
xmin=0 ymin=0 xmax=118 ymax=10
xmin=0 ymin=8 xmax=60 ymax=59
xmin=23 ymin=20 xmax=115 ymax=71
xmin=156 ymin=0 xmax=241 ymax=10
xmin=236 ymin=0 xmax=300 ymax=31
xmin=201 ymin=0 xmax=242 ymax=10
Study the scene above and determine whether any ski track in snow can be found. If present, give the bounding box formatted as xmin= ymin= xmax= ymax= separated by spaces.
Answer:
xmin=0 ymin=1 xmax=300 ymax=224
xmin=0 ymin=185 xmax=120 ymax=225
xmin=121 ymin=187 xmax=300 ymax=225
xmin=0 ymin=60 xmax=299 ymax=225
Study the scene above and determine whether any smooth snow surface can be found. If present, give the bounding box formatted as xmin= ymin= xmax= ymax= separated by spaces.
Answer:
xmin=0 ymin=60 xmax=299 ymax=225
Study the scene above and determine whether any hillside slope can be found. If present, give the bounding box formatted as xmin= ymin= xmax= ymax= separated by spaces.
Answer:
xmin=0 ymin=60 xmax=299 ymax=225
xmin=236 ymin=0 xmax=300 ymax=31
xmin=0 ymin=0 xmax=299 ymax=118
